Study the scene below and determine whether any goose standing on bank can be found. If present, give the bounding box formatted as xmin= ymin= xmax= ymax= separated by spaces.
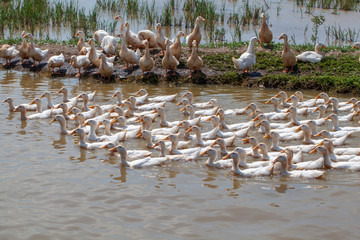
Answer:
xmin=258 ymin=12 xmax=273 ymax=47
xmin=232 ymin=37 xmax=258 ymax=74
xmin=187 ymin=40 xmax=203 ymax=78
xmin=186 ymin=16 xmax=205 ymax=51
xmin=279 ymin=33 xmax=296 ymax=72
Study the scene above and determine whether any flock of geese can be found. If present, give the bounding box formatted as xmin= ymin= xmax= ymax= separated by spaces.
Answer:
xmin=3 ymin=88 xmax=360 ymax=179
xmin=2 ymin=14 xmax=358 ymax=79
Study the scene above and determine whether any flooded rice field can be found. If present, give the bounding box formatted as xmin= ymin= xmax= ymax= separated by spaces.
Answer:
xmin=1 ymin=69 xmax=360 ymax=239
xmin=2 ymin=0 xmax=360 ymax=45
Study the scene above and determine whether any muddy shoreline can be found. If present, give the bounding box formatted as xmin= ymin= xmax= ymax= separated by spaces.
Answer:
xmin=1 ymin=42 xmax=360 ymax=94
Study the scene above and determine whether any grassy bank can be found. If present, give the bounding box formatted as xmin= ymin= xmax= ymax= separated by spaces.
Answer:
xmin=1 ymin=38 xmax=360 ymax=94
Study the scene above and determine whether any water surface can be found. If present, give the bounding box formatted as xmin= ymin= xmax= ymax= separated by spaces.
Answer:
xmin=1 ymin=70 xmax=360 ymax=239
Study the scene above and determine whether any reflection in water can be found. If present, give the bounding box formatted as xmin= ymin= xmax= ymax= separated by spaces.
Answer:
xmin=232 ymin=179 xmax=242 ymax=190
xmin=274 ymin=184 xmax=289 ymax=194
xmin=52 ymin=134 xmax=67 ymax=148
xmin=113 ymin=165 xmax=127 ymax=183
xmin=203 ymin=170 xmax=217 ymax=182
xmin=20 ymin=120 xmax=27 ymax=129
xmin=69 ymin=148 xmax=87 ymax=162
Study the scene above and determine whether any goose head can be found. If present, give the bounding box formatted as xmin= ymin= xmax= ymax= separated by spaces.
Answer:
xmin=255 ymin=120 xmax=270 ymax=134
xmin=315 ymin=92 xmax=329 ymax=102
xmin=176 ymin=98 xmax=190 ymax=106
xmin=111 ymin=116 xmax=126 ymax=127
xmin=233 ymin=147 xmax=248 ymax=167
xmin=314 ymin=105 xmax=326 ymax=118
xmin=294 ymin=91 xmax=304 ymax=102
xmin=127 ymin=96 xmax=137 ymax=107
xmin=264 ymin=131 xmax=281 ymax=151
xmin=195 ymin=16 xmax=206 ymax=24
xmin=285 ymin=95 xmax=299 ymax=108
xmin=242 ymin=136 xmax=258 ymax=147
xmin=346 ymin=97 xmax=358 ymax=105
xmin=253 ymin=142 xmax=269 ymax=160
xmin=112 ymin=91 xmax=123 ymax=104
xmin=265 ymin=97 xmax=280 ymax=112
xmin=135 ymin=89 xmax=147 ymax=96
xmin=306 ymin=120 xmax=318 ymax=136
xmin=315 ymin=43 xmax=327 ymax=54
xmin=200 ymin=148 xmax=217 ymax=165
xmin=244 ymin=103 xmax=258 ymax=113
xmin=324 ymin=113 xmax=340 ymax=130
xmin=152 ymin=140 xmax=166 ymax=157
xmin=252 ymin=114 xmax=267 ymax=122
xmin=69 ymin=128 xmax=86 ymax=137
xmin=181 ymin=91 xmax=193 ymax=103
xmin=83 ymin=119 xmax=98 ymax=128
xmin=280 ymin=147 xmax=294 ymax=166
xmin=278 ymin=33 xmax=288 ymax=41
xmin=325 ymin=97 xmax=339 ymax=111
xmin=272 ymin=155 xmax=289 ymax=174
xmin=109 ymin=106 xmax=124 ymax=116
xmin=13 ymin=105 xmax=27 ymax=120
xmin=295 ymin=124 xmax=313 ymax=144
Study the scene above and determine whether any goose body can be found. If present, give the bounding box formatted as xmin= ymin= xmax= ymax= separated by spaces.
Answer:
xmin=232 ymin=37 xmax=258 ymax=73
xmin=296 ymin=43 xmax=326 ymax=63
xmin=47 ymin=53 xmax=65 ymax=74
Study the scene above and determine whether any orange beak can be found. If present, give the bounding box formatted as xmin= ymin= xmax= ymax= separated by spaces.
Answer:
xmin=97 ymin=121 xmax=102 ymax=127
xmin=151 ymin=142 xmax=159 ymax=148
xmin=253 ymin=145 xmax=259 ymax=150
xmin=176 ymin=102 xmax=183 ymax=106
xmin=294 ymin=127 xmax=302 ymax=132
xmin=280 ymin=149 xmax=285 ymax=153
xmin=136 ymin=132 xmax=142 ymax=138
xmin=265 ymin=99 xmax=271 ymax=104
xmin=179 ymin=106 xmax=186 ymax=111
xmin=56 ymin=89 xmax=62 ymax=94
xmin=162 ymin=136 xmax=169 ymax=141
xmin=284 ymin=108 xmax=290 ymax=113
xmin=185 ymin=127 xmax=193 ymax=133
xmin=285 ymin=98 xmax=291 ymax=102
xmin=29 ymin=99 xmax=36 ymax=105
xmin=82 ymin=121 xmax=89 ymax=127
xmin=313 ymin=132 xmax=322 ymax=137
xmin=325 ymin=100 xmax=331 ymax=105
xmin=200 ymin=151 xmax=208 ymax=156
xmin=49 ymin=118 xmax=56 ymax=124
xmin=313 ymin=107 xmax=319 ymax=112
xmin=109 ymin=147 xmax=118 ymax=153
xmin=99 ymin=145 xmax=109 ymax=149
xmin=309 ymin=148 xmax=317 ymax=154
xmin=209 ymin=141 xmax=217 ymax=147
xmin=69 ymin=130 xmax=76 ymax=135
xmin=255 ymin=122 xmax=262 ymax=127
xmin=252 ymin=116 xmax=259 ymax=122
xmin=39 ymin=93 xmax=46 ymax=99
xmin=324 ymin=116 xmax=331 ymax=121
xmin=242 ymin=138 xmax=250 ymax=144
xmin=76 ymin=95 xmax=83 ymax=99
xmin=223 ymin=153 xmax=231 ymax=160
xmin=263 ymin=134 xmax=270 ymax=139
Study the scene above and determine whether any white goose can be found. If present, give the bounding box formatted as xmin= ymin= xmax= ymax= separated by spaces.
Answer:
xmin=232 ymin=37 xmax=259 ymax=73
xmin=272 ymin=155 xmax=325 ymax=178
xmin=135 ymin=89 xmax=177 ymax=103
xmin=109 ymin=145 xmax=168 ymax=168
xmin=224 ymin=151 xmax=275 ymax=178
xmin=69 ymin=128 xmax=113 ymax=150
xmin=2 ymin=97 xmax=37 ymax=111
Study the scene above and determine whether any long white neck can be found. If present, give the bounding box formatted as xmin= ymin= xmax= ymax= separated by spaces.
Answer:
xmin=20 ymin=109 xmax=27 ymax=120
xmin=169 ymin=140 xmax=178 ymax=153
xmin=261 ymin=147 xmax=270 ymax=159
xmin=89 ymin=125 xmax=98 ymax=139
xmin=331 ymin=118 xmax=340 ymax=130
xmin=119 ymin=150 xmax=130 ymax=167
xmin=79 ymin=133 xmax=87 ymax=146
xmin=63 ymin=91 xmax=70 ymax=102
xmin=322 ymin=151 xmax=333 ymax=169
xmin=271 ymin=137 xmax=280 ymax=150
xmin=59 ymin=120 xmax=68 ymax=134
xmin=206 ymin=153 xmax=216 ymax=165
xmin=159 ymin=144 xmax=166 ymax=157
xmin=36 ymin=101 xmax=42 ymax=113
xmin=303 ymin=129 xmax=312 ymax=143
xmin=280 ymin=161 xmax=290 ymax=176
xmin=47 ymin=95 xmax=54 ymax=108
xmin=247 ymin=39 xmax=256 ymax=54
xmin=159 ymin=113 xmax=168 ymax=126
xmin=104 ymin=124 xmax=112 ymax=135
xmin=194 ymin=131 xmax=204 ymax=146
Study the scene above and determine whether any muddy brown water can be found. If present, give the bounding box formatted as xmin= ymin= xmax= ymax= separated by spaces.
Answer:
xmin=1 ymin=69 xmax=360 ymax=239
